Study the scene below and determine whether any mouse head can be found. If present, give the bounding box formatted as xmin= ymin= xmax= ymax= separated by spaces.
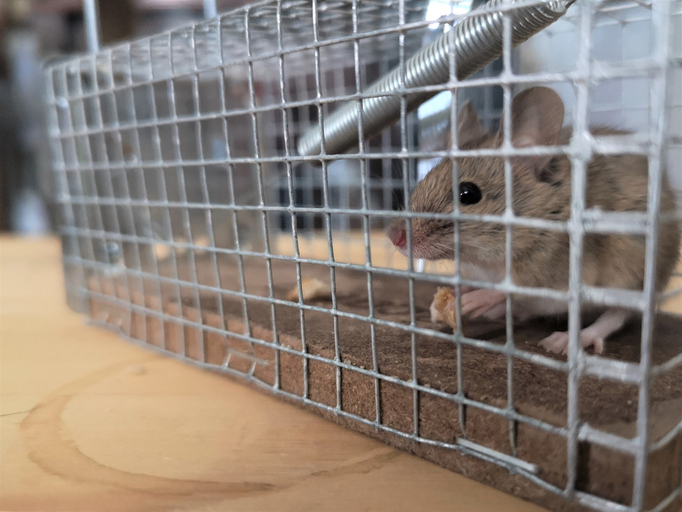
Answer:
xmin=387 ymin=86 xmax=567 ymax=263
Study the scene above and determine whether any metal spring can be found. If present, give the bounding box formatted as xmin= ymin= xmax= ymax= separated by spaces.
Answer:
xmin=297 ymin=0 xmax=577 ymax=158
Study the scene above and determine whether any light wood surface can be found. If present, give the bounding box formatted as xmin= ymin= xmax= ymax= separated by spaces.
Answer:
xmin=0 ymin=236 xmax=546 ymax=512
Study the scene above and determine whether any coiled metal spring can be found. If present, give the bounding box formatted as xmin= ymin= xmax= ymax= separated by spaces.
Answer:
xmin=297 ymin=0 xmax=577 ymax=158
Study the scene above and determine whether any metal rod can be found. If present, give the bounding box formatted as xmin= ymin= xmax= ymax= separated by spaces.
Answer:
xmin=297 ymin=0 xmax=577 ymax=158
xmin=632 ymin=0 xmax=672 ymax=507
xmin=203 ymin=0 xmax=218 ymax=19
xmin=83 ymin=0 xmax=101 ymax=53
xmin=44 ymin=0 xmax=682 ymax=509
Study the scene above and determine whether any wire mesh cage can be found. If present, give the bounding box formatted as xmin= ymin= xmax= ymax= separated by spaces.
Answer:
xmin=45 ymin=0 xmax=682 ymax=510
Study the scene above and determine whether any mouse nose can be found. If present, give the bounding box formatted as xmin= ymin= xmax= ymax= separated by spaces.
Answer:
xmin=388 ymin=222 xmax=407 ymax=249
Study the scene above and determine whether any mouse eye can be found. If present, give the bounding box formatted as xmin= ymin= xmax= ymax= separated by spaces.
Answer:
xmin=459 ymin=182 xmax=482 ymax=205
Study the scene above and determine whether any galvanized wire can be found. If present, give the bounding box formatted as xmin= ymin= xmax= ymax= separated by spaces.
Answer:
xmin=45 ymin=1 xmax=682 ymax=511
xmin=297 ymin=0 xmax=576 ymax=157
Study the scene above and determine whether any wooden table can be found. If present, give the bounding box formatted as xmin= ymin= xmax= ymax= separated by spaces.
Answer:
xmin=0 ymin=237 xmax=548 ymax=511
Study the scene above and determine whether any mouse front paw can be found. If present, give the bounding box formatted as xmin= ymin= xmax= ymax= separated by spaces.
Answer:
xmin=539 ymin=332 xmax=570 ymax=355
xmin=460 ymin=289 xmax=506 ymax=319
xmin=539 ymin=331 xmax=604 ymax=355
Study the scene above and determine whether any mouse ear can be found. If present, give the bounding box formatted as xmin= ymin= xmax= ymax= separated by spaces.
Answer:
xmin=447 ymin=101 xmax=488 ymax=149
xmin=501 ymin=87 xmax=565 ymax=181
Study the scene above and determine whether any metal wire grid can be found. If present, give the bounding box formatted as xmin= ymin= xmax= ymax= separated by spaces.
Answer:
xmin=45 ymin=0 xmax=682 ymax=511
xmin=259 ymin=49 xmax=413 ymax=236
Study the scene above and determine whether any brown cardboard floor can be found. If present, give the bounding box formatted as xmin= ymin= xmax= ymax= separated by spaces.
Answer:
xmin=87 ymin=251 xmax=682 ymax=512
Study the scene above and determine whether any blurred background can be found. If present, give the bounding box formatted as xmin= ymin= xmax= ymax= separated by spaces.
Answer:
xmin=0 ymin=0 xmax=254 ymax=235
xmin=0 ymin=0 xmax=499 ymax=252
xmin=2 ymin=0 xmax=680 ymax=241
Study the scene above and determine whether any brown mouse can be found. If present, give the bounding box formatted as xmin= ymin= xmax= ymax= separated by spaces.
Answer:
xmin=387 ymin=86 xmax=680 ymax=355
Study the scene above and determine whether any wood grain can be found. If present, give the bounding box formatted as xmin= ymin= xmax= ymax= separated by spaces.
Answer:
xmin=0 ymin=236 xmax=547 ymax=512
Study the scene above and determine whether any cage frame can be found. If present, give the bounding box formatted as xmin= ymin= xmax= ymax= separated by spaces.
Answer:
xmin=45 ymin=1 xmax=682 ymax=511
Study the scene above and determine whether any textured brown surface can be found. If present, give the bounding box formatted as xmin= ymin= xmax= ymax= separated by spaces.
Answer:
xmin=6 ymin=237 xmax=553 ymax=512
xmin=88 ymin=255 xmax=682 ymax=512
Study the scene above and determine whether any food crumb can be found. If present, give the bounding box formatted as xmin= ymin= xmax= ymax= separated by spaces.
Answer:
xmin=433 ymin=287 xmax=463 ymax=330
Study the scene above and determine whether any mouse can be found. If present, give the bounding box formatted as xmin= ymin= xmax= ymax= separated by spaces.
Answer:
xmin=387 ymin=86 xmax=681 ymax=355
